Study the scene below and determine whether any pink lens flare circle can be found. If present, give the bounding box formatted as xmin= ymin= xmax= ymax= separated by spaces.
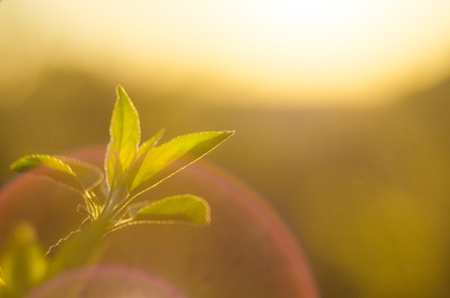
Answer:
xmin=0 ymin=145 xmax=319 ymax=298
xmin=25 ymin=265 xmax=188 ymax=298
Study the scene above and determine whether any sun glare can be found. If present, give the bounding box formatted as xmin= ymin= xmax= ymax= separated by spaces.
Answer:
xmin=217 ymin=0 xmax=450 ymax=105
xmin=2 ymin=0 xmax=450 ymax=107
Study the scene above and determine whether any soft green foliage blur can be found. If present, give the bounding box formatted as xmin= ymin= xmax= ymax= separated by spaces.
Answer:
xmin=0 ymin=224 xmax=48 ymax=298
xmin=0 ymin=86 xmax=233 ymax=296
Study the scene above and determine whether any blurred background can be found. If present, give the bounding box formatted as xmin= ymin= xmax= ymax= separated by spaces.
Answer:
xmin=1 ymin=0 xmax=450 ymax=297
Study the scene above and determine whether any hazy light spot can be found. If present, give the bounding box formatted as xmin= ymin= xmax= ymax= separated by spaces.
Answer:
xmin=1 ymin=0 xmax=450 ymax=107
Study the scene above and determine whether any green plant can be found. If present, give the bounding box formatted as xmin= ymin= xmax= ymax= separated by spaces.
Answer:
xmin=0 ymin=86 xmax=233 ymax=297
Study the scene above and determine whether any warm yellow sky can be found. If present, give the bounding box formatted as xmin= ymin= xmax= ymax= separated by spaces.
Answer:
xmin=1 ymin=0 xmax=450 ymax=107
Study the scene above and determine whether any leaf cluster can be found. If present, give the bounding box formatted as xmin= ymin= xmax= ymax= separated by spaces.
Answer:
xmin=1 ymin=86 xmax=233 ymax=296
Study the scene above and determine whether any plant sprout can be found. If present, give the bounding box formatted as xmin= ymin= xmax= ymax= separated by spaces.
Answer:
xmin=0 ymin=86 xmax=233 ymax=297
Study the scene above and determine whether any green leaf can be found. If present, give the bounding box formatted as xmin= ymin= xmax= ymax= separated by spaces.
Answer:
xmin=137 ymin=128 xmax=165 ymax=159
xmin=129 ymin=130 xmax=234 ymax=197
xmin=126 ymin=128 xmax=165 ymax=188
xmin=0 ymin=223 xmax=49 ymax=296
xmin=128 ymin=195 xmax=211 ymax=225
xmin=11 ymin=154 xmax=75 ymax=175
xmin=105 ymin=85 xmax=140 ymax=189
xmin=10 ymin=155 xmax=103 ymax=193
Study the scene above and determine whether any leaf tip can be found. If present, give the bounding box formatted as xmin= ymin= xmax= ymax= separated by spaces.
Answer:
xmin=116 ymin=85 xmax=126 ymax=95
xmin=224 ymin=130 xmax=235 ymax=137
xmin=116 ymin=85 xmax=131 ymax=102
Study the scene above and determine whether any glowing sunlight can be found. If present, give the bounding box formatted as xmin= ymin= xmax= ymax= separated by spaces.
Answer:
xmin=1 ymin=0 xmax=450 ymax=107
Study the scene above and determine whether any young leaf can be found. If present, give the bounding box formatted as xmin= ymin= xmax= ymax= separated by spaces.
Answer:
xmin=10 ymin=155 xmax=102 ymax=193
xmin=137 ymin=128 xmax=165 ymax=159
xmin=126 ymin=128 xmax=165 ymax=188
xmin=11 ymin=154 xmax=75 ymax=176
xmin=128 ymin=195 xmax=210 ymax=225
xmin=129 ymin=131 xmax=234 ymax=197
xmin=11 ymin=154 xmax=90 ymax=191
xmin=105 ymin=85 xmax=140 ymax=189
